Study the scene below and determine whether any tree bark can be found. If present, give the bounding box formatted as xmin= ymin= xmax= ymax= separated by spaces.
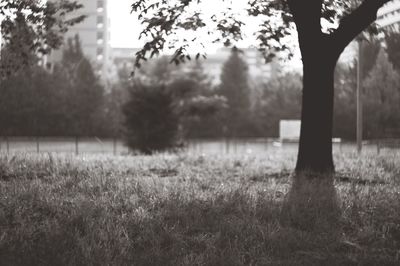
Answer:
xmin=295 ymin=55 xmax=336 ymax=173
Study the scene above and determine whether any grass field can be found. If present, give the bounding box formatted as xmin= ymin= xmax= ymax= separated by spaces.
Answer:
xmin=1 ymin=151 xmax=400 ymax=265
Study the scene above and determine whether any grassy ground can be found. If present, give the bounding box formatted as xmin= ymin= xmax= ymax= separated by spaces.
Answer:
xmin=0 ymin=151 xmax=400 ymax=265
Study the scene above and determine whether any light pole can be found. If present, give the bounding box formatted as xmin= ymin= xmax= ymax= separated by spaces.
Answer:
xmin=356 ymin=31 xmax=370 ymax=155
xmin=356 ymin=39 xmax=363 ymax=155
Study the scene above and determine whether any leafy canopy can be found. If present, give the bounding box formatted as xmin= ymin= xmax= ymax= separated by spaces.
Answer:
xmin=131 ymin=0 xmax=388 ymax=70
xmin=0 ymin=0 xmax=84 ymax=76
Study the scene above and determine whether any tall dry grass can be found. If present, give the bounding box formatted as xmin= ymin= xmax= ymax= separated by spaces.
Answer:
xmin=0 ymin=151 xmax=399 ymax=265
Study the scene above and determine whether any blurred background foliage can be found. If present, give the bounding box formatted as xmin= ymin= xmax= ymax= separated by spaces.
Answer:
xmin=1 ymin=19 xmax=400 ymax=153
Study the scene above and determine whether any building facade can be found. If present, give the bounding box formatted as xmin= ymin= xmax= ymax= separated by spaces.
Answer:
xmin=111 ymin=46 xmax=279 ymax=85
xmin=377 ymin=0 xmax=400 ymax=29
xmin=48 ymin=0 xmax=111 ymax=82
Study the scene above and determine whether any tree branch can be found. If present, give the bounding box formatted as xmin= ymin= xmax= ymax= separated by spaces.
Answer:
xmin=331 ymin=0 xmax=391 ymax=53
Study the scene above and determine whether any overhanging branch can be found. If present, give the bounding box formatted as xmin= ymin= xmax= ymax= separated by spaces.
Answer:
xmin=331 ymin=0 xmax=391 ymax=53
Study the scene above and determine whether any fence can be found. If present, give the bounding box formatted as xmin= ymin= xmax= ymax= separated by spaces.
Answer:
xmin=0 ymin=137 xmax=399 ymax=155
xmin=0 ymin=137 xmax=127 ymax=155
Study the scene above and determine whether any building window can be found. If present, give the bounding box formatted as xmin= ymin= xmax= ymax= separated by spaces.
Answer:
xmin=97 ymin=1 xmax=104 ymax=8
xmin=97 ymin=31 xmax=104 ymax=39
xmin=97 ymin=47 xmax=104 ymax=55
xmin=97 ymin=15 xmax=104 ymax=29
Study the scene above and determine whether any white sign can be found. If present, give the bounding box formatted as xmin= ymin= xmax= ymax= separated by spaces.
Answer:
xmin=279 ymin=120 xmax=301 ymax=140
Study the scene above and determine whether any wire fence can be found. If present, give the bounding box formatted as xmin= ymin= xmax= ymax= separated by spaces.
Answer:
xmin=0 ymin=137 xmax=126 ymax=155
xmin=0 ymin=136 xmax=399 ymax=156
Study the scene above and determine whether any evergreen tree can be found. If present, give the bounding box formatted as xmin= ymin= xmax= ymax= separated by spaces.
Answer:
xmin=100 ymin=66 xmax=132 ymax=138
xmin=255 ymin=72 xmax=302 ymax=137
xmin=54 ymin=35 xmax=104 ymax=136
xmin=137 ymin=56 xmax=180 ymax=85
xmin=363 ymin=49 xmax=400 ymax=138
xmin=170 ymin=61 xmax=227 ymax=138
xmin=385 ymin=30 xmax=400 ymax=71
xmin=359 ymin=39 xmax=381 ymax=78
xmin=333 ymin=63 xmax=357 ymax=140
xmin=0 ymin=0 xmax=84 ymax=79
xmin=0 ymin=12 xmax=38 ymax=77
xmin=0 ymin=14 xmax=59 ymax=137
xmin=219 ymin=47 xmax=251 ymax=137
xmin=123 ymin=82 xmax=180 ymax=154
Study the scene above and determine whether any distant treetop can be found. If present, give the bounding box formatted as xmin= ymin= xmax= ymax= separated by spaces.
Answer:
xmin=0 ymin=0 xmax=85 ymax=77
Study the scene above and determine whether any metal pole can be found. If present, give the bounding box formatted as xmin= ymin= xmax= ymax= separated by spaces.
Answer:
xmin=113 ymin=137 xmax=117 ymax=156
xmin=75 ymin=136 xmax=79 ymax=155
xmin=36 ymin=137 xmax=40 ymax=153
xmin=357 ymin=40 xmax=363 ymax=155
xmin=6 ymin=137 xmax=9 ymax=154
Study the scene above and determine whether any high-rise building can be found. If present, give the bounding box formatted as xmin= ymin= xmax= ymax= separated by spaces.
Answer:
xmin=377 ymin=0 xmax=400 ymax=29
xmin=47 ymin=0 xmax=111 ymax=82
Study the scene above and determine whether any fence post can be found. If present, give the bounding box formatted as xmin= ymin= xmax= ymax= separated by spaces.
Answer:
xmin=6 ymin=137 xmax=9 ymax=154
xmin=75 ymin=136 xmax=79 ymax=155
xmin=113 ymin=137 xmax=117 ymax=156
xmin=36 ymin=137 xmax=40 ymax=153
xmin=377 ymin=142 xmax=380 ymax=155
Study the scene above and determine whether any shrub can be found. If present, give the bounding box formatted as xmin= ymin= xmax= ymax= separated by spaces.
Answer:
xmin=123 ymin=82 xmax=180 ymax=154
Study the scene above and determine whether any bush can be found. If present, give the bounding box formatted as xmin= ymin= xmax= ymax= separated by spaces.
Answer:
xmin=123 ymin=82 xmax=180 ymax=154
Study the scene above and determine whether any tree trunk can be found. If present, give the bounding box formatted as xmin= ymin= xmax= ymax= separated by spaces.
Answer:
xmin=283 ymin=53 xmax=341 ymax=232
xmin=291 ymin=0 xmax=391 ymax=174
xmin=296 ymin=56 xmax=337 ymax=174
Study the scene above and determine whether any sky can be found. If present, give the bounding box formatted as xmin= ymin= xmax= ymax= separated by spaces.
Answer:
xmin=108 ymin=1 xmax=142 ymax=48
xmin=108 ymin=1 xmax=303 ymax=68
xmin=108 ymin=1 xmax=264 ymax=51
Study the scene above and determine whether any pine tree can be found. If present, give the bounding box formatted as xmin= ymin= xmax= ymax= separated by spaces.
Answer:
xmin=363 ymin=49 xmax=400 ymax=138
xmin=385 ymin=30 xmax=400 ymax=71
xmin=54 ymin=35 xmax=104 ymax=136
xmin=0 ymin=13 xmax=57 ymax=137
xmin=0 ymin=12 xmax=38 ymax=78
xmin=359 ymin=39 xmax=381 ymax=79
xmin=123 ymin=82 xmax=180 ymax=154
xmin=0 ymin=0 xmax=84 ymax=79
xmin=169 ymin=60 xmax=227 ymax=138
xmin=219 ymin=47 xmax=251 ymax=137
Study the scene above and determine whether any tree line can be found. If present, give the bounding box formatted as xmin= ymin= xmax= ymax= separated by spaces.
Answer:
xmin=2 ymin=28 xmax=399 ymax=145
xmin=121 ymin=29 xmax=400 ymax=153
xmin=0 ymin=18 xmax=113 ymax=138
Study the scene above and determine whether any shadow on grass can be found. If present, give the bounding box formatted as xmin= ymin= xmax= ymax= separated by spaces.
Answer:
xmin=281 ymin=173 xmax=341 ymax=233
xmin=2 ymin=182 xmax=399 ymax=266
xmin=1 ymin=153 xmax=400 ymax=265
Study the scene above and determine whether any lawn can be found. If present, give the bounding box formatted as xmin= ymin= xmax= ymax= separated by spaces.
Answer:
xmin=0 ymin=151 xmax=399 ymax=265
